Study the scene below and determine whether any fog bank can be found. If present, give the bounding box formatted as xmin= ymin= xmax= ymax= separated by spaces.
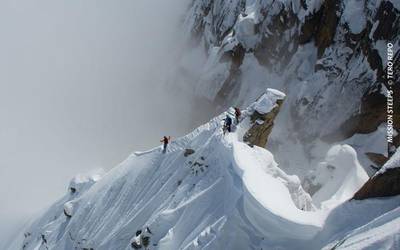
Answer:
xmin=0 ymin=0 xmax=196 ymax=246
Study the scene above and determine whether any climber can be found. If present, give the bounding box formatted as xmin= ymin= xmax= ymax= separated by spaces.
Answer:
xmin=223 ymin=115 xmax=232 ymax=134
xmin=234 ymin=107 xmax=241 ymax=124
xmin=160 ymin=136 xmax=171 ymax=153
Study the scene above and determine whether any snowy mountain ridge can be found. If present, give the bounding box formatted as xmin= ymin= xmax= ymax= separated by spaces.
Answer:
xmin=7 ymin=89 xmax=399 ymax=250
xmin=7 ymin=0 xmax=400 ymax=249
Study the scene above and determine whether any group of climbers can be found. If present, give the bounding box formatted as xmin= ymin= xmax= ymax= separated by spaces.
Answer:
xmin=135 ymin=106 xmax=238 ymax=248
xmin=223 ymin=107 xmax=241 ymax=134
xmin=159 ymin=107 xmax=241 ymax=153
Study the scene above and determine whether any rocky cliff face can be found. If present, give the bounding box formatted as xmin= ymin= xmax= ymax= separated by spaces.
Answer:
xmin=353 ymin=167 xmax=400 ymax=199
xmin=353 ymin=148 xmax=400 ymax=199
xmin=181 ymin=0 xmax=399 ymax=176
xmin=184 ymin=0 xmax=399 ymax=137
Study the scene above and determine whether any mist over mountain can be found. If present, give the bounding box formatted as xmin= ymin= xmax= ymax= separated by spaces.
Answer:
xmin=3 ymin=0 xmax=400 ymax=249
xmin=0 ymin=0 xmax=192 ymax=246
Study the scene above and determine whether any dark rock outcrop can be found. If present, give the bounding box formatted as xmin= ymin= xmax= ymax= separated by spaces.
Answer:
xmin=243 ymin=98 xmax=284 ymax=148
xmin=353 ymin=167 xmax=400 ymax=200
xmin=365 ymin=152 xmax=388 ymax=168
xmin=63 ymin=208 xmax=72 ymax=218
xmin=184 ymin=148 xmax=195 ymax=157
xmin=215 ymin=44 xmax=246 ymax=104
xmin=322 ymin=90 xmax=387 ymax=142
xmin=298 ymin=0 xmax=340 ymax=57
xmin=354 ymin=147 xmax=400 ymax=200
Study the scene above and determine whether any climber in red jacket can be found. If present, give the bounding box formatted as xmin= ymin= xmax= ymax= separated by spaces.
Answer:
xmin=234 ymin=107 xmax=241 ymax=124
xmin=160 ymin=136 xmax=171 ymax=153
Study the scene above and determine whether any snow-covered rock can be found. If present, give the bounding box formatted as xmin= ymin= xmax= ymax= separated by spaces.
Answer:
xmin=310 ymin=144 xmax=369 ymax=209
xmin=243 ymin=88 xmax=286 ymax=147
xmin=250 ymin=88 xmax=285 ymax=115
xmin=68 ymin=170 xmax=104 ymax=194
xmin=342 ymin=0 xmax=367 ymax=34
xmin=7 ymin=0 xmax=399 ymax=249
xmin=63 ymin=202 xmax=74 ymax=218
xmin=179 ymin=0 xmax=400 ymax=179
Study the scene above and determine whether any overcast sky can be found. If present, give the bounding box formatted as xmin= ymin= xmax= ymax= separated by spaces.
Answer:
xmin=0 ymin=0 xmax=198 ymax=246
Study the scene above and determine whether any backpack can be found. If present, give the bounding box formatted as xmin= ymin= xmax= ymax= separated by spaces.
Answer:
xmin=226 ymin=116 xmax=232 ymax=125
xmin=235 ymin=107 xmax=241 ymax=117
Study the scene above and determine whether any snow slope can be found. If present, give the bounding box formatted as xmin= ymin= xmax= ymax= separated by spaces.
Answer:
xmin=8 ymin=89 xmax=385 ymax=250
xmin=8 ymin=90 xmax=317 ymax=249
xmin=323 ymin=207 xmax=400 ymax=249
xmin=318 ymin=198 xmax=400 ymax=250
xmin=5 ymin=0 xmax=399 ymax=248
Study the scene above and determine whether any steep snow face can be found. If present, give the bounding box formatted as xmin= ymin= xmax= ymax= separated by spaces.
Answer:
xmin=8 ymin=90 xmax=335 ymax=250
xmin=342 ymin=0 xmax=367 ymax=34
xmin=315 ymin=196 xmax=400 ymax=250
xmin=322 ymin=207 xmax=400 ymax=250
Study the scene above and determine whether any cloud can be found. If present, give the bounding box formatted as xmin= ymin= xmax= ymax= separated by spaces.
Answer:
xmin=0 ymin=0 xmax=200 ymax=246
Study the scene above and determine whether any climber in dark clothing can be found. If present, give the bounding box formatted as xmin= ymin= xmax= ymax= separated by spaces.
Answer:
xmin=234 ymin=107 xmax=241 ymax=124
xmin=160 ymin=136 xmax=171 ymax=153
xmin=223 ymin=115 xmax=232 ymax=134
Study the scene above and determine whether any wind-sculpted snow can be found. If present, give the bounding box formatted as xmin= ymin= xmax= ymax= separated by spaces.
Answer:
xmin=9 ymin=89 xmax=396 ymax=250
xmin=309 ymin=145 xmax=369 ymax=209
xmin=230 ymin=138 xmax=322 ymax=239
xmin=9 ymin=89 xmax=344 ymax=250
